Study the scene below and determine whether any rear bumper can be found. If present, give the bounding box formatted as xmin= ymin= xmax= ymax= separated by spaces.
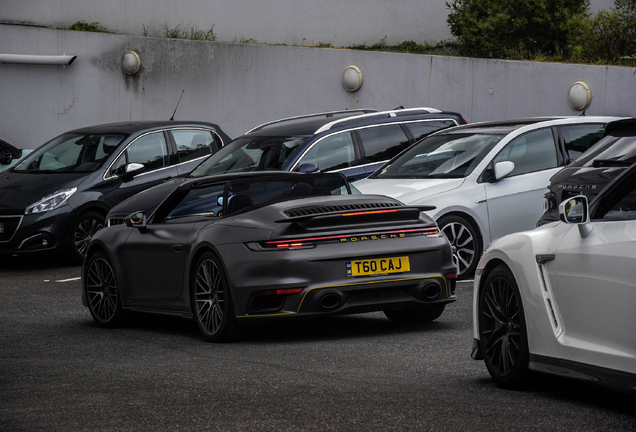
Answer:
xmin=218 ymin=233 xmax=457 ymax=320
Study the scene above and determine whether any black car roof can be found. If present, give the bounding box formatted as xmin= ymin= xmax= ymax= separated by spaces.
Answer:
xmin=604 ymin=118 xmax=636 ymax=137
xmin=246 ymin=109 xmax=464 ymax=137
xmin=183 ymin=170 xmax=347 ymax=189
xmin=67 ymin=120 xmax=227 ymax=135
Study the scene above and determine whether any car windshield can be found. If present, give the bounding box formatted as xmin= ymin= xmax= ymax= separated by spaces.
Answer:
xmin=569 ymin=134 xmax=636 ymax=168
xmin=13 ymin=133 xmax=126 ymax=173
xmin=190 ymin=135 xmax=308 ymax=177
xmin=162 ymin=174 xmax=351 ymax=222
xmin=372 ymin=132 xmax=504 ymax=179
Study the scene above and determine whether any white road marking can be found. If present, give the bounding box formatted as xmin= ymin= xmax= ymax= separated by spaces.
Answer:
xmin=55 ymin=277 xmax=81 ymax=283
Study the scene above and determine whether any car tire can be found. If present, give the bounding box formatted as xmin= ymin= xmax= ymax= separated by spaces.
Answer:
xmin=384 ymin=304 xmax=445 ymax=324
xmin=191 ymin=252 xmax=244 ymax=342
xmin=84 ymin=250 xmax=125 ymax=328
xmin=478 ymin=264 xmax=530 ymax=389
xmin=70 ymin=211 xmax=105 ymax=264
xmin=437 ymin=214 xmax=481 ymax=280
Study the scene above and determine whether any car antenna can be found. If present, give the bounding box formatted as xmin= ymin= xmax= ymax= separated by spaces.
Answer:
xmin=170 ymin=90 xmax=185 ymax=121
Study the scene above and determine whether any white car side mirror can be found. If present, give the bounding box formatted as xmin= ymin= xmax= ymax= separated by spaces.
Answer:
xmin=559 ymin=195 xmax=593 ymax=238
xmin=494 ymin=161 xmax=515 ymax=181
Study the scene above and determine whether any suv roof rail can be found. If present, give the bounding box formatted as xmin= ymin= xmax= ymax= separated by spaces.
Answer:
xmin=245 ymin=109 xmax=378 ymax=134
xmin=314 ymin=107 xmax=443 ymax=134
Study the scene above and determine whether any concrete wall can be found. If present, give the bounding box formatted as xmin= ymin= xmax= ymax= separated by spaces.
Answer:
xmin=1 ymin=24 xmax=635 ymax=149
xmin=1 ymin=0 xmax=616 ymax=48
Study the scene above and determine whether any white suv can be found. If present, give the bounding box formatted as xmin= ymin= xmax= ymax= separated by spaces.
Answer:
xmin=354 ymin=117 xmax=623 ymax=278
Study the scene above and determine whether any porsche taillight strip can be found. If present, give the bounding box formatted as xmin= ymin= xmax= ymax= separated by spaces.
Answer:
xmin=341 ymin=209 xmax=398 ymax=217
xmin=265 ymin=227 xmax=437 ymax=246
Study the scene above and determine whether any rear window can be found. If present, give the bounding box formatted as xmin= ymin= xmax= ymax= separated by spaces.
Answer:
xmin=570 ymin=135 xmax=636 ymax=168
xmin=358 ymin=124 xmax=410 ymax=163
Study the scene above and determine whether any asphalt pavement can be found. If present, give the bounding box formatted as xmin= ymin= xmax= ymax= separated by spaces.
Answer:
xmin=1 ymin=255 xmax=634 ymax=431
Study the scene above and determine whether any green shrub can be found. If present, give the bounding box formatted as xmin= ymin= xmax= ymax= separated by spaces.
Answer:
xmin=567 ymin=10 xmax=636 ymax=63
xmin=67 ymin=21 xmax=112 ymax=33
xmin=446 ymin=0 xmax=589 ymax=58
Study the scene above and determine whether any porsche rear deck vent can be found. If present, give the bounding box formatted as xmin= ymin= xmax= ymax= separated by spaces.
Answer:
xmin=284 ymin=202 xmax=403 ymax=218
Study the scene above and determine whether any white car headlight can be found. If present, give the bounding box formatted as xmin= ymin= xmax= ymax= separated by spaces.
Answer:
xmin=25 ymin=187 xmax=77 ymax=214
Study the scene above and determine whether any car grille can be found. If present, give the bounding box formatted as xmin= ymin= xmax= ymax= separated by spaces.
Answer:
xmin=0 ymin=216 xmax=22 ymax=242
xmin=284 ymin=202 xmax=403 ymax=218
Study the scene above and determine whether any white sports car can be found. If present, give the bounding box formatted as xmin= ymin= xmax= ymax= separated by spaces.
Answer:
xmin=354 ymin=117 xmax=623 ymax=278
xmin=471 ymin=162 xmax=636 ymax=393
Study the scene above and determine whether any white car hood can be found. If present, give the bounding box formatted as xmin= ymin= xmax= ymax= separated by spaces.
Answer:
xmin=354 ymin=177 xmax=465 ymax=204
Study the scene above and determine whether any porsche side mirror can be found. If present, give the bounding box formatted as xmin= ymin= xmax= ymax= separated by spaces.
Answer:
xmin=125 ymin=211 xmax=147 ymax=231
xmin=299 ymin=163 xmax=319 ymax=174
xmin=493 ymin=161 xmax=515 ymax=181
xmin=559 ymin=195 xmax=592 ymax=238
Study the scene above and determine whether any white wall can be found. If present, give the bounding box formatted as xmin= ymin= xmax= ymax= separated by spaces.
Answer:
xmin=1 ymin=24 xmax=634 ymax=149
xmin=1 ymin=0 xmax=616 ymax=48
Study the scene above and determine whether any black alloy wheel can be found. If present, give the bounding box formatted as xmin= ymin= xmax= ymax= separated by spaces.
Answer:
xmin=191 ymin=252 xmax=243 ymax=342
xmin=384 ymin=304 xmax=446 ymax=324
xmin=71 ymin=211 xmax=105 ymax=264
xmin=478 ymin=264 xmax=530 ymax=388
xmin=85 ymin=251 xmax=125 ymax=327
xmin=438 ymin=215 xmax=481 ymax=279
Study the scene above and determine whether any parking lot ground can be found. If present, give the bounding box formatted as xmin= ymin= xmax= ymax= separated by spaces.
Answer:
xmin=1 ymin=257 xmax=635 ymax=431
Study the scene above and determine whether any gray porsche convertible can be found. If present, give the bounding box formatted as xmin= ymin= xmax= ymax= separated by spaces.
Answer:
xmin=82 ymin=172 xmax=457 ymax=342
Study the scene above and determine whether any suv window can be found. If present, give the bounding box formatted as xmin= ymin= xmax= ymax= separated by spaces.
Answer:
xmin=405 ymin=120 xmax=457 ymax=141
xmin=357 ymin=124 xmax=410 ymax=163
xmin=494 ymin=128 xmax=557 ymax=176
xmin=297 ymin=132 xmax=356 ymax=171
xmin=171 ymin=129 xmax=219 ymax=163
xmin=112 ymin=132 xmax=169 ymax=175
xmin=558 ymin=124 xmax=605 ymax=162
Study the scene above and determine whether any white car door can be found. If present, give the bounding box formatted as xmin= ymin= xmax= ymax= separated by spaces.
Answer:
xmin=553 ymin=184 xmax=636 ymax=373
xmin=484 ymin=128 xmax=560 ymax=243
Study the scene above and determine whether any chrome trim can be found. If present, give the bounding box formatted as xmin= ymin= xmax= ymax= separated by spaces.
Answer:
xmin=18 ymin=232 xmax=42 ymax=249
xmin=314 ymin=107 xmax=443 ymax=134
xmin=0 ymin=215 xmax=23 ymax=243
xmin=245 ymin=109 xmax=377 ymax=134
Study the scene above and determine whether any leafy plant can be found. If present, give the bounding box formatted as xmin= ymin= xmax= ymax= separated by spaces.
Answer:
xmin=164 ymin=24 xmax=216 ymax=41
xmin=567 ymin=8 xmax=636 ymax=64
xmin=446 ymin=0 xmax=589 ymax=58
xmin=67 ymin=21 xmax=112 ymax=33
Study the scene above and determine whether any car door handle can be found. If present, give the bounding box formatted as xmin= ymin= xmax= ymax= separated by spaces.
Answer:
xmin=171 ymin=244 xmax=184 ymax=252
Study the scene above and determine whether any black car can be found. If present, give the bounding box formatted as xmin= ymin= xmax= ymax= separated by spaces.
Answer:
xmin=539 ymin=118 xmax=636 ymax=225
xmin=190 ymin=107 xmax=466 ymax=182
xmin=82 ymin=172 xmax=457 ymax=342
xmin=0 ymin=121 xmax=230 ymax=262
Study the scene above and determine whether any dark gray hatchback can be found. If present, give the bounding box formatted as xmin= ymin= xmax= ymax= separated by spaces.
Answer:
xmin=0 ymin=120 xmax=230 ymax=262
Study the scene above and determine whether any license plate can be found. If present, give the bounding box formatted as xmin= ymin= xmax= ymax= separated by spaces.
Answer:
xmin=346 ymin=256 xmax=410 ymax=277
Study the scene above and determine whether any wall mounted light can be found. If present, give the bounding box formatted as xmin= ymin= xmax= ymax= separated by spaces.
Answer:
xmin=342 ymin=65 xmax=363 ymax=92
xmin=568 ymin=81 xmax=592 ymax=111
xmin=120 ymin=51 xmax=141 ymax=75
xmin=0 ymin=54 xmax=76 ymax=66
